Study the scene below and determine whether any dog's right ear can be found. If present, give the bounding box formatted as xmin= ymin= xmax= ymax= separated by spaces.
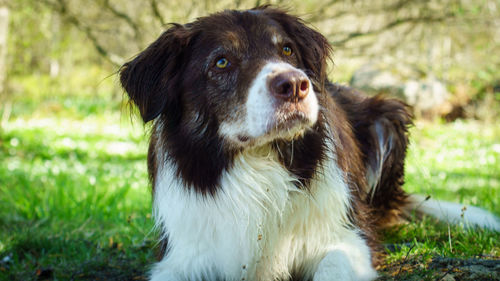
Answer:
xmin=120 ymin=24 xmax=190 ymax=123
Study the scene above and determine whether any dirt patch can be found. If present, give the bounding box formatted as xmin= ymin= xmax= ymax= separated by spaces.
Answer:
xmin=377 ymin=256 xmax=500 ymax=281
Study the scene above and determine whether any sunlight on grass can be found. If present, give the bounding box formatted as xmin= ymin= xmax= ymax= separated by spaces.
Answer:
xmin=0 ymin=98 xmax=155 ymax=279
xmin=405 ymin=121 xmax=500 ymax=215
xmin=379 ymin=120 xmax=500 ymax=279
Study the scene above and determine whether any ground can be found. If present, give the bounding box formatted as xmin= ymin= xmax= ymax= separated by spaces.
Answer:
xmin=378 ymin=256 xmax=500 ymax=280
xmin=0 ymin=75 xmax=499 ymax=280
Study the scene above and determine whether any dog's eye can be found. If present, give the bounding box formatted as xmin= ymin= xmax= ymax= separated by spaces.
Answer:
xmin=282 ymin=46 xmax=292 ymax=56
xmin=215 ymin=58 xmax=229 ymax=69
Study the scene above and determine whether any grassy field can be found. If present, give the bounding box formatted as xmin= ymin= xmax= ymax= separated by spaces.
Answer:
xmin=0 ymin=74 xmax=499 ymax=280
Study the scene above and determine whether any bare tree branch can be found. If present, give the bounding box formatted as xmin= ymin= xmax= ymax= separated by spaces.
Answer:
xmin=102 ymin=0 xmax=140 ymax=40
xmin=41 ymin=0 xmax=123 ymax=66
xmin=329 ymin=14 xmax=453 ymax=47
xmin=150 ymin=0 xmax=166 ymax=26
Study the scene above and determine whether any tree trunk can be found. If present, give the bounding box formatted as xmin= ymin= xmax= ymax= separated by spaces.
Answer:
xmin=0 ymin=6 xmax=10 ymax=129
xmin=0 ymin=7 xmax=8 ymax=93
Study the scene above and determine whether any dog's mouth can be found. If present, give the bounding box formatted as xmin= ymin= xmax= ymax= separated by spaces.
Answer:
xmin=236 ymin=102 xmax=316 ymax=145
xmin=272 ymin=102 xmax=312 ymax=132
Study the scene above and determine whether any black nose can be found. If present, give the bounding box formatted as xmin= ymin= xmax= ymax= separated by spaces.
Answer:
xmin=269 ymin=71 xmax=309 ymax=102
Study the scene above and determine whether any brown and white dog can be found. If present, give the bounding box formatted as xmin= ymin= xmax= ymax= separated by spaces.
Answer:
xmin=120 ymin=7 xmax=500 ymax=281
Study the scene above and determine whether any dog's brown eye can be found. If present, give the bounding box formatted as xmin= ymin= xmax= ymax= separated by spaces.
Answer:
xmin=282 ymin=46 xmax=292 ymax=56
xmin=215 ymin=58 xmax=229 ymax=69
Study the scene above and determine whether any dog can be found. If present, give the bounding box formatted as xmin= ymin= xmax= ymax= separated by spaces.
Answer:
xmin=119 ymin=6 xmax=500 ymax=281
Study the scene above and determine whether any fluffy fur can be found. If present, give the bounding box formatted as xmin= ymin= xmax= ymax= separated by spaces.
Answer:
xmin=151 ymin=142 xmax=375 ymax=280
xmin=120 ymin=6 xmax=500 ymax=281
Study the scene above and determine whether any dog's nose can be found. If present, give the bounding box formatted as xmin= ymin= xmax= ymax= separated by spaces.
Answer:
xmin=269 ymin=71 xmax=309 ymax=102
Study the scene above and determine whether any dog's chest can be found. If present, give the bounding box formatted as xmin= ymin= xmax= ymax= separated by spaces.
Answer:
xmin=154 ymin=146 xmax=352 ymax=280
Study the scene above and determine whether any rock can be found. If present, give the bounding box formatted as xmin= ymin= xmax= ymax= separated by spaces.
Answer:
xmin=350 ymin=64 xmax=451 ymax=118
xmin=404 ymin=77 xmax=449 ymax=112
xmin=350 ymin=64 xmax=404 ymax=97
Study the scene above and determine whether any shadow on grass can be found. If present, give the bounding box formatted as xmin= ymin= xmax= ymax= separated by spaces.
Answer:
xmin=0 ymin=232 xmax=154 ymax=281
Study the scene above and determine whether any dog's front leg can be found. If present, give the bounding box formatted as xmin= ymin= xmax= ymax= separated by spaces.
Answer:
xmin=313 ymin=232 xmax=377 ymax=281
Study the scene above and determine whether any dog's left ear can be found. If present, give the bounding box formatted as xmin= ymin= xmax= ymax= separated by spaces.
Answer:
xmin=120 ymin=24 xmax=191 ymax=123
xmin=262 ymin=8 xmax=332 ymax=84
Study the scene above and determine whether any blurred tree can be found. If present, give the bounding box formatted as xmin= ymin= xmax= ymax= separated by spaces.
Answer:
xmin=2 ymin=0 xmax=499 ymax=89
xmin=20 ymin=0 xmax=498 ymax=68
xmin=0 ymin=6 xmax=8 ymax=128
xmin=0 ymin=6 xmax=6 ymax=90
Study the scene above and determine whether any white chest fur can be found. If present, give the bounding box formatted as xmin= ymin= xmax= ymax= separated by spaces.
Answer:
xmin=151 ymin=144 xmax=371 ymax=281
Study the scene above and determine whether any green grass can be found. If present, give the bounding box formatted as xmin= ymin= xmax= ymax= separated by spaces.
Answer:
xmin=0 ymin=74 xmax=499 ymax=280
xmin=1 ymin=74 xmax=155 ymax=280
xmin=377 ymin=120 xmax=500 ymax=279
xmin=0 ymin=115 xmax=155 ymax=280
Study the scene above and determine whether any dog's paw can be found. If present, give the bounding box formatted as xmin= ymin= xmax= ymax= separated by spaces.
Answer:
xmin=149 ymin=263 xmax=182 ymax=281
xmin=313 ymin=250 xmax=377 ymax=281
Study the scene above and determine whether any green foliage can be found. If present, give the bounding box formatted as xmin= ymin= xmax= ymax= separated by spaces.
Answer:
xmin=6 ymin=66 xmax=122 ymax=119
xmin=7 ymin=0 xmax=101 ymax=76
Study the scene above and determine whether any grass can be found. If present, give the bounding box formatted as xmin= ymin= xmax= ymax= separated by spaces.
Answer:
xmin=1 ymin=74 xmax=155 ymax=280
xmin=0 ymin=74 xmax=499 ymax=280
xmin=377 ymin=120 xmax=500 ymax=280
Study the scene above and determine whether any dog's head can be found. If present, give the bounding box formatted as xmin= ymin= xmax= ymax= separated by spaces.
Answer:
xmin=120 ymin=7 xmax=331 ymax=148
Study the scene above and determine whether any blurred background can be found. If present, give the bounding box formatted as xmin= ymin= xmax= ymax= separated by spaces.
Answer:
xmin=0 ymin=0 xmax=499 ymax=280
xmin=2 ymin=0 xmax=500 ymax=121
